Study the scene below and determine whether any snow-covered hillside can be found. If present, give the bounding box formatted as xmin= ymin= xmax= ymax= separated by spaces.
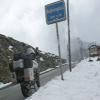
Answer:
xmin=26 ymin=58 xmax=100 ymax=100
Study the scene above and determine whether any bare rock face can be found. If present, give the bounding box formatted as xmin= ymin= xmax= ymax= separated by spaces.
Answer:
xmin=0 ymin=34 xmax=65 ymax=83
xmin=0 ymin=34 xmax=28 ymax=83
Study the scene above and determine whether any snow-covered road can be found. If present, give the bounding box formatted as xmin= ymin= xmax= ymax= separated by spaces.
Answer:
xmin=26 ymin=58 xmax=100 ymax=100
xmin=0 ymin=63 xmax=70 ymax=100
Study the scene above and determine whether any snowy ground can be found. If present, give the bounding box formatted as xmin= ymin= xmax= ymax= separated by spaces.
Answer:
xmin=0 ymin=82 xmax=12 ymax=89
xmin=26 ymin=58 xmax=100 ymax=100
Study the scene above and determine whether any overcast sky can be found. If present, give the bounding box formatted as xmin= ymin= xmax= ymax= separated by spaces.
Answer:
xmin=0 ymin=0 xmax=100 ymax=56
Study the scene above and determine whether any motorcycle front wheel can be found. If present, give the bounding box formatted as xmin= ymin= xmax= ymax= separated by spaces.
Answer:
xmin=20 ymin=81 xmax=35 ymax=98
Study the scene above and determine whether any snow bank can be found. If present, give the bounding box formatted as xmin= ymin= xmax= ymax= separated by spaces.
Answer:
xmin=26 ymin=58 xmax=100 ymax=100
xmin=0 ymin=82 xmax=12 ymax=89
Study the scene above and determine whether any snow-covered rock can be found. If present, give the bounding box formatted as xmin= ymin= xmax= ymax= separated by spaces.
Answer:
xmin=8 ymin=45 xmax=13 ymax=51
xmin=40 ymin=57 xmax=44 ymax=61
xmin=26 ymin=58 xmax=100 ymax=100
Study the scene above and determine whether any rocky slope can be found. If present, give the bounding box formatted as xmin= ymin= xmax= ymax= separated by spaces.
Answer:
xmin=0 ymin=34 xmax=66 ymax=83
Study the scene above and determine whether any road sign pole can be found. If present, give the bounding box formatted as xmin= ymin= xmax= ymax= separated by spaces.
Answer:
xmin=45 ymin=1 xmax=66 ymax=80
xmin=67 ymin=0 xmax=72 ymax=72
xmin=56 ymin=23 xmax=64 ymax=80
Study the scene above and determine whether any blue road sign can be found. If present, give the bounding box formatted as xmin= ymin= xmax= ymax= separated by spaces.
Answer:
xmin=45 ymin=1 xmax=66 ymax=25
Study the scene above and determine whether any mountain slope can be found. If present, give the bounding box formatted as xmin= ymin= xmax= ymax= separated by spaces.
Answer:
xmin=0 ymin=34 xmax=65 ymax=83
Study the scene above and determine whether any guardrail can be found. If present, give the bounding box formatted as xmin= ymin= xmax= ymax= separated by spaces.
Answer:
xmin=40 ymin=62 xmax=77 ymax=75
xmin=40 ymin=63 xmax=68 ymax=75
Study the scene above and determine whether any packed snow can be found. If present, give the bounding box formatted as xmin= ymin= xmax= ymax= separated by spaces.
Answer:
xmin=0 ymin=82 xmax=12 ymax=89
xmin=26 ymin=58 xmax=100 ymax=100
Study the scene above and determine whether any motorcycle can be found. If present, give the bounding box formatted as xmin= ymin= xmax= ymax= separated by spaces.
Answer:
xmin=12 ymin=51 xmax=40 ymax=97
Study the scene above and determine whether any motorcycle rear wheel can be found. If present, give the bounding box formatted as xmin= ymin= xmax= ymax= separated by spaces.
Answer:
xmin=20 ymin=81 xmax=35 ymax=97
